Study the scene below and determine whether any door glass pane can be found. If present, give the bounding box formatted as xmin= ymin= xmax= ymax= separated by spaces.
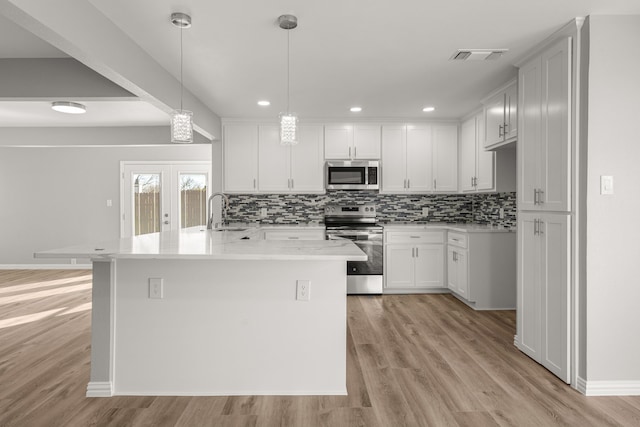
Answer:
xmin=134 ymin=174 xmax=161 ymax=236
xmin=180 ymin=174 xmax=207 ymax=228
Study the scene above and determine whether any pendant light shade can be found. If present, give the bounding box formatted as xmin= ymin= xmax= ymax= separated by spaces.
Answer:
xmin=170 ymin=12 xmax=193 ymax=143
xmin=278 ymin=14 xmax=298 ymax=145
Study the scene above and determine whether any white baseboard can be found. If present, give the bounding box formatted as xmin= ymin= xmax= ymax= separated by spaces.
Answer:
xmin=86 ymin=382 xmax=113 ymax=397
xmin=113 ymin=389 xmax=348 ymax=396
xmin=0 ymin=264 xmax=92 ymax=270
xmin=578 ymin=377 xmax=640 ymax=396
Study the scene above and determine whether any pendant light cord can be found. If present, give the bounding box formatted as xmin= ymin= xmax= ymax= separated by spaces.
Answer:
xmin=180 ymin=26 xmax=184 ymax=112
xmin=286 ymin=29 xmax=290 ymax=113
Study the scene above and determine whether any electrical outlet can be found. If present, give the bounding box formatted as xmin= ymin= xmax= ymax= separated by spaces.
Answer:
xmin=499 ymin=208 xmax=505 ymax=219
xmin=106 ymin=199 xmax=113 ymax=207
xmin=260 ymin=207 xmax=268 ymax=217
xmin=296 ymin=280 xmax=310 ymax=301
xmin=422 ymin=207 xmax=429 ymax=217
xmin=149 ymin=278 xmax=163 ymax=299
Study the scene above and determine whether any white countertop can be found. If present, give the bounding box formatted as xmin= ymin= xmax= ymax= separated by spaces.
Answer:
xmin=35 ymin=226 xmax=366 ymax=261
xmin=381 ymin=223 xmax=515 ymax=233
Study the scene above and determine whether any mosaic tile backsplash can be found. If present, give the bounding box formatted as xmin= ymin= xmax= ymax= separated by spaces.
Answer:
xmin=226 ymin=191 xmax=517 ymax=228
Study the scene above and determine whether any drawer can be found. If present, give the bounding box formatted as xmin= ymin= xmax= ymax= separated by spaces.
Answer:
xmin=385 ymin=231 xmax=444 ymax=244
xmin=447 ymin=232 xmax=468 ymax=248
xmin=263 ymin=229 xmax=325 ymax=241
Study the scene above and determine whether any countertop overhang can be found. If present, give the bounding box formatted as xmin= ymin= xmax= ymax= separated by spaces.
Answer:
xmin=34 ymin=227 xmax=367 ymax=261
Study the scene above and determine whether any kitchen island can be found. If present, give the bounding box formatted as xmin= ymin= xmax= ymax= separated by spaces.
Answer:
xmin=35 ymin=227 xmax=366 ymax=397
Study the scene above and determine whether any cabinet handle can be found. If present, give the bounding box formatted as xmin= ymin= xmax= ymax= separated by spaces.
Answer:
xmin=454 ymin=251 xmax=458 ymax=261
xmin=538 ymin=219 xmax=544 ymax=236
xmin=291 ymin=178 xmax=294 ymax=189
xmin=253 ymin=178 xmax=257 ymax=189
xmin=407 ymin=179 xmax=410 ymax=188
xmin=433 ymin=179 xmax=437 ymax=190
xmin=354 ymin=146 xmax=357 ymax=158
xmin=504 ymin=123 xmax=509 ymax=134
xmin=534 ymin=218 xmax=539 ymax=235
xmin=534 ymin=188 xmax=538 ymax=205
xmin=499 ymin=124 xmax=504 ymax=138
xmin=288 ymin=237 xmax=299 ymax=240
xmin=349 ymin=146 xmax=352 ymax=159
xmin=415 ymin=247 xmax=419 ymax=257
xmin=403 ymin=179 xmax=406 ymax=189
xmin=471 ymin=177 xmax=474 ymax=187
xmin=410 ymin=236 xmax=420 ymax=239
xmin=538 ymin=189 xmax=544 ymax=204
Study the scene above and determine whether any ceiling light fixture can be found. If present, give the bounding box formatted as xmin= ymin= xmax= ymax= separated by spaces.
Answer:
xmin=51 ymin=101 xmax=86 ymax=114
xmin=278 ymin=14 xmax=298 ymax=146
xmin=170 ymin=12 xmax=193 ymax=144
xmin=258 ymin=100 xmax=271 ymax=107
xmin=350 ymin=107 xmax=362 ymax=113
xmin=422 ymin=106 xmax=435 ymax=112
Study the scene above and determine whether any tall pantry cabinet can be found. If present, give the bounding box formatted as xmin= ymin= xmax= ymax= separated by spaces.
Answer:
xmin=516 ymin=35 xmax=573 ymax=383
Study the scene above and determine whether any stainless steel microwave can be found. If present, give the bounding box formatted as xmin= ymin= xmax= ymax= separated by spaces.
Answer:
xmin=325 ymin=160 xmax=379 ymax=190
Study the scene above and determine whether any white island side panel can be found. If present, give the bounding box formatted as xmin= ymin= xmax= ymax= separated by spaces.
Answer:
xmin=112 ymin=259 xmax=347 ymax=396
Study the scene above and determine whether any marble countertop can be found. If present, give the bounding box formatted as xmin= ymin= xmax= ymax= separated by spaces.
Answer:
xmin=381 ymin=222 xmax=515 ymax=233
xmin=35 ymin=226 xmax=366 ymax=261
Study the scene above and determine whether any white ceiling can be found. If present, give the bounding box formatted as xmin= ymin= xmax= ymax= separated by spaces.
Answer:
xmin=3 ymin=0 xmax=640 ymax=125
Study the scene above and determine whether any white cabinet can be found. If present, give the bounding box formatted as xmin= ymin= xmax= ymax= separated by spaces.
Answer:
xmin=432 ymin=125 xmax=458 ymax=192
xmin=518 ymin=37 xmax=571 ymax=212
xmin=263 ymin=228 xmax=325 ymax=241
xmin=446 ymin=230 xmax=516 ymax=309
xmin=460 ymin=113 xmax=496 ymax=192
xmin=483 ymin=80 xmax=518 ymax=150
xmin=447 ymin=246 xmax=468 ymax=299
xmin=381 ymin=125 xmax=458 ymax=194
xmin=517 ymin=212 xmax=570 ymax=383
xmin=224 ymin=124 xmax=258 ymax=192
xmin=384 ymin=230 xmax=444 ymax=291
xmin=258 ymin=125 xmax=324 ymax=193
xmin=324 ymin=124 xmax=380 ymax=160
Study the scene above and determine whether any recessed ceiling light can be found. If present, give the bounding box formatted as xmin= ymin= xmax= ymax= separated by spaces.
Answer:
xmin=257 ymin=100 xmax=271 ymax=107
xmin=51 ymin=101 xmax=86 ymax=114
xmin=350 ymin=107 xmax=362 ymax=112
xmin=422 ymin=106 xmax=435 ymax=112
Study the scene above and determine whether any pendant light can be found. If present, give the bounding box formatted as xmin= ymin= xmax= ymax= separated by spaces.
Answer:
xmin=278 ymin=14 xmax=298 ymax=145
xmin=170 ymin=12 xmax=193 ymax=143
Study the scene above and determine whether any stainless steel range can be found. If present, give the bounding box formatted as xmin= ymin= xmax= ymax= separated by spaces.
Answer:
xmin=324 ymin=204 xmax=383 ymax=294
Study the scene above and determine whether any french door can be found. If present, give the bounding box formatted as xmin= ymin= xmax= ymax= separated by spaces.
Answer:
xmin=120 ymin=162 xmax=211 ymax=238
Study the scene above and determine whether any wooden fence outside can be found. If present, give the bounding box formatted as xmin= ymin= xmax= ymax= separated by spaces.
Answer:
xmin=134 ymin=189 xmax=206 ymax=236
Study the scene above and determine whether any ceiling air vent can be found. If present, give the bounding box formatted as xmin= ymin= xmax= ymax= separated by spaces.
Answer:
xmin=450 ymin=49 xmax=508 ymax=61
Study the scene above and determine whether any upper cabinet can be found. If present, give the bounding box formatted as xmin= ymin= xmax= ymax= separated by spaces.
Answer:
xmin=460 ymin=112 xmax=495 ymax=192
xmin=518 ymin=37 xmax=571 ymax=212
xmin=224 ymin=124 xmax=259 ymax=193
xmin=483 ymin=80 xmax=518 ymax=150
xmin=324 ymin=124 xmax=381 ymax=160
xmin=381 ymin=124 xmax=458 ymax=194
xmin=432 ymin=125 xmax=458 ymax=192
xmin=224 ymin=123 xmax=324 ymax=194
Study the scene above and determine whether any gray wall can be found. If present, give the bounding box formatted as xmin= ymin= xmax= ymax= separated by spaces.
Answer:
xmin=0 ymin=128 xmax=212 ymax=265
xmin=585 ymin=15 xmax=640 ymax=383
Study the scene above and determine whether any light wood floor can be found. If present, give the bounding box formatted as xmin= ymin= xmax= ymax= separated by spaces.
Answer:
xmin=1 ymin=270 xmax=640 ymax=426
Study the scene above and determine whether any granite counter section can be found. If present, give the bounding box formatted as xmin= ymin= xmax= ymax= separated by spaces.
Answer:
xmin=381 ymin=222 xmax=515 ymax=233
xmin=35 ymin=226 xmax=365 ymax=261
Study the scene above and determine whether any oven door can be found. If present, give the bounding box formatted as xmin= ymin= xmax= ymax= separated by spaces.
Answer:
xmin=326 ymin=231 xmax=383 ymax=275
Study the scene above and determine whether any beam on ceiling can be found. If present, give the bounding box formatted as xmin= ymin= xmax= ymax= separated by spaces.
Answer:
xmin=0 ymin=0 xmax=221 ymax=141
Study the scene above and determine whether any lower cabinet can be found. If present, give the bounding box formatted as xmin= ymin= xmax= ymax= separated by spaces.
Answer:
xmin=516 ymin=212 xmax=570 ymax=383
xmin=447 ymin=246 xmax=468 ymax=299
xmin=447 ymin=230 xmax=516 ymax=310
xmin=384 ymin=230 xmax=445 ymax=292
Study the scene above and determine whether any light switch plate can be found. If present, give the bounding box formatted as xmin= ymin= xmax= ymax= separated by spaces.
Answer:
xmin=601 ymin=175 xmax=614 ymax=195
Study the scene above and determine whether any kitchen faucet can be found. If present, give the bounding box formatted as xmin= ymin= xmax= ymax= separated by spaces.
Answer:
xmin=206 ymin=192 xmax=230 ymax=230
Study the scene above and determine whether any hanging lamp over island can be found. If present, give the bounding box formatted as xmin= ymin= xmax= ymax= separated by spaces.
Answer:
xmin=278 ymin=14 xmax=298 ymax=145
xmin=170 ymin=12 xmax=193 ymax=143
